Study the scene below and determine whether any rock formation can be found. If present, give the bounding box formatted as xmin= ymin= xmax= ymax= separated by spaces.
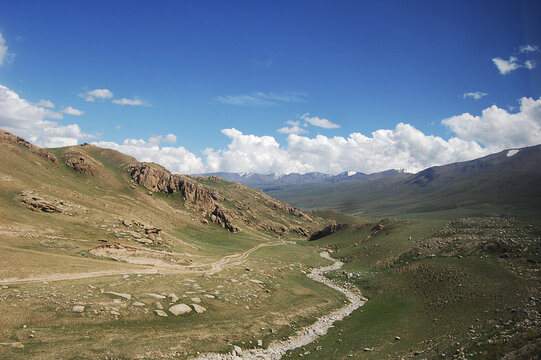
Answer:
xmin=1 ymin=129 xmax=58 ymax=164
xmin=62 ymin=149 xmax=101 ymax=175
xmin=128 ymin=163 xmax=180 ymax=193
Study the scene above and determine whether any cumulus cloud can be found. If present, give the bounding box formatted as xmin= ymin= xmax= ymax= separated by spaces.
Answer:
xmin=36 ymin=99 xmax=55 ymax=108
xmin=200 ymin=98 xmax=541 ymax=175
xmin=492 ymin=56 xmax=520 ymax=74
xmin=163 ymin=134 xmax=177 ymax=144
xmin=277 ymin=120 xmax=308 ymax=134
xmin=81 ymin=88 xmax=113 ymax=102
xmin=202 ymin=126 xmax=486 ymax=175
xmin=463 ymin=91 xmax=487 ymax=100
xmin=112 ymin=98 xmax=147 ymax=106
xmin=217 ymin=91 xmax=307 ymax=106
xmin=300 ymin=113 xmax=340 ymax=129
xmin=441 ymin=96 xmax=541 ymax=151
xmin=204 ymin=128 xmax=313 ymax=174
xmin=519 ymin=44 xmax=539 ymax=53
xmin=0 ymin=84 xmax=91 ymax=147
xmin=93 ymin=135 xmax=205 ymax=174
xmin=61 ymin=106 xmax=84 ymax=116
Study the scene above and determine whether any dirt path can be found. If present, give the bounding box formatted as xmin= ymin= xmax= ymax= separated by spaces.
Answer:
xmin=0 ymin=241 xmax=278 ymax=285
xmin=192 ymin=251 xmax=367 ymax=360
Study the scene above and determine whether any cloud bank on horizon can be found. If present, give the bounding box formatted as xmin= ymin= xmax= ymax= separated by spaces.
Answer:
xmin=1 ymin=82 xmax=540 ymax=175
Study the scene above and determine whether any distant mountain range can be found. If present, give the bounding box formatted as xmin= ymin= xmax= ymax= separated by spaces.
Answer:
xmin=198 ymin=169 xmax=407 ymax=191
xmin=202 ymin=145 xmax=541 ymax=221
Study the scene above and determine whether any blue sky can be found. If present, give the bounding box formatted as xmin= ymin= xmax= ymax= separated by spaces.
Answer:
xmin=0 ymin=0 xmax=540 ymax=174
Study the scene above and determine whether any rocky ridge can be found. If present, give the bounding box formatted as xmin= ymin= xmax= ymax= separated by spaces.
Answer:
xmin=128 ymin=163 xmax=314 ymax=235
xmin=62 ymin=148 xmax=103 ymax=175
xmin=1 ymin=129 xmax=58 ymax=164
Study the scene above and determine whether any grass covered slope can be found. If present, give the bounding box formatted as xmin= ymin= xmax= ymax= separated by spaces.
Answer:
xmin=0 ymin=129 xmax=346 ymax=359
xmin=288 ymin=217 xmax=541 ymax=359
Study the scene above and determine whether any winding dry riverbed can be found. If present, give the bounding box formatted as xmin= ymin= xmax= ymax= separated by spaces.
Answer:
xmin=193 ymin=251 xmax=367 ymax=360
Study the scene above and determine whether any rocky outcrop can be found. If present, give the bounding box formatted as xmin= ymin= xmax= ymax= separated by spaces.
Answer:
xmin=309 ymin=223 xmax=348 ymax=241
xmin=128 ymin=163 xmax=180 ymax=193
xmin=1 ymin=129 xmax=58 ymax=164
xmin=180 ymin=178 xmax=215 ymax=212
xmin=210 ymin=205 xmax=240 ymax=233
xmin=19 ymin=190 xmax=86 ymax=215
xmin=62 ymin=149 xmax=101 ymax=175
xmin=263 ymin=196 xmax=313 ymax=222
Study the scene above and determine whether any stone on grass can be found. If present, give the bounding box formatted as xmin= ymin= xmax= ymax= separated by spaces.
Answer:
xmin=105 ymin=291 xmax=132 ymax=300
xmin=169 ymin=304 xmax=192 ymax=315
xmin=191 ymin=304 xmax=206 ymax=313
xmin=168 ymin=293 xmax=179 ymax=303
xmin=154 ymin=309 xmax=168 ymax=317
xmin=146 ymin=293 xmax=166 ymax=299
xmin=191 ymin=297 xmax=201 ymax=303
xmin=72 ymin=305 xmax=85 ymax=313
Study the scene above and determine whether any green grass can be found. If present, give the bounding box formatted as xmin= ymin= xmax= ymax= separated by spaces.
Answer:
xmin=293 ymin=216 xmax=539 ymax=359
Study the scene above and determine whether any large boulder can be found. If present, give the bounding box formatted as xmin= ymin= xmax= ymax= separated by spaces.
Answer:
xmin=128 ymin=163 xmax=180 ymax=193
xmin=169 ymin=303 xmax=192 ymax=316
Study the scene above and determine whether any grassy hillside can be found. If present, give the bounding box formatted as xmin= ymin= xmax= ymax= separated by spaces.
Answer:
xmin=0 ymin=130 xmax=345 ymax=359
xmin=287 ymin=217 xmax=541 ymax=359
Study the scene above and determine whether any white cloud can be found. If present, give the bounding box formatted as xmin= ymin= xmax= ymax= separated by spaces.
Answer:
xmin=217 ymin=91 xmax=307 ymax=106
xmin=204 ymin=128 xmax=313 ymax=174
xmin=0 ymin=32 xmax=11 ymax=66
xmin=112 ymin=98 xmax=146 ymax=106
xmin=163 ymin=134 xmax=177 ymax=144
xmin=463 ymin=91 xmax=487 ymax=100
xmin=441 ymin=96 xmax=541 ymax=151
xmin=492 ymin=56 xmax=520 ymax=74
xmin=300 ymin=113 xmax=340 ymax=129
xmin=277 ymin=120 xmax=308 ymax=134
xmin=36 ymin=99 xmax=55 ymax=108
xmin=202 ymin=126 xmax=486 ymax=175
xmin=0 ymin=83 xmax=91 ymax=147
xmin=93 ymin=135 xmax=205 ymax=174
xmin=61 ymin=106 xmax=84 ymax=116
xmin=525 ymin=60 xmax=536 ymax=70
xmin=81 ymin=88 xmax=113 ymax=102
xmin=519 ymin=44 xmax=539 ymax=53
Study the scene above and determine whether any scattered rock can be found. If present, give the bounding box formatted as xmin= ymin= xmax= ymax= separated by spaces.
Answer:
xmin=169 ymin=304 xmax=192 ymax=315
xmin=146 ymin=293 xmax=166 ymax=299
xmin=168 ymin=293 xmax=179 ymax=303
xmin=191 ymin=304 xmax=207 ymax=313
xmin=132 ymin=302 xmax=145 ymax=307
xmin=72 ymin=305 xmax=85 ymax=313
xmin=105 ymin=291 xmax=132 ymax=300
xmin=191 ymin=297 xmax=201 ymax=303
xmin=233 ymin=345 xmax=243 ymax=356
xmin=154 ymin=309 xmax=168 ymax=317
xmin=155 ymin=302 xmax=163 ymax=310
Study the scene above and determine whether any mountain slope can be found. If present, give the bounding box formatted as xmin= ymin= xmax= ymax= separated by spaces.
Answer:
xmin=268 ymin=145 xmax=541 ymax=220
xmin=0 ymin=129 xmax=345 ymax=359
